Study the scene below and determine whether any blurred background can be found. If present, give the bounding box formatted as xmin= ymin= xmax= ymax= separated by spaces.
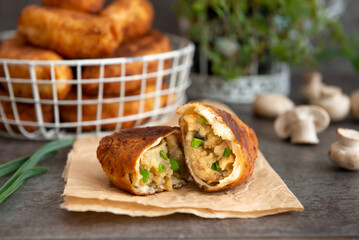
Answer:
xmin=0 ymin=0 xmax=358 ymax=76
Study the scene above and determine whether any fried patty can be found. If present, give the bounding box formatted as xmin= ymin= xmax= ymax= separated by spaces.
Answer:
xmin=0 ymin=34 xmax=72 ymax=100
xmin=101 ymin=0 xmax=154 ymax=42
xmin=0 ymin=88 xmax=54 ymax=133
xmin=60 ymin=83 xmax=175 ymax=131
xmin=177 ymin=102 xmax=258 ymax=192
xmin=82 ymin=30 xmax=171 ymax=96
xmin=18 ymin=5 xmax=122 ymax=59
xmin=97 ymin=126 xmax=187 ymax=195
xmin=41 ymin=0 xmax=105 ymax=13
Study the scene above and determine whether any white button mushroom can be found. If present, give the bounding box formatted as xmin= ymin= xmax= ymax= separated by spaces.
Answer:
xmin=350 ymin=90 xmax=359 ymax=120
xmin=274 ymin=105 xmax=330 ymax=144
xmin=253 ymin=93 xmax=295 ymax=119
xmin=310 ymin=86 xmax=350 ymax=122
xmin=300 ymin=71 xmax=323 ymax=102
xmin=329 ymin=128 xmax=359 ymax=170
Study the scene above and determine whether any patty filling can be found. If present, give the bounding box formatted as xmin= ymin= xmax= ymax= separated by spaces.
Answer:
xmin=183 ymin=113 xmax=235 ymax=185
xmin=131 ymin=134 xmax=187 ymax=193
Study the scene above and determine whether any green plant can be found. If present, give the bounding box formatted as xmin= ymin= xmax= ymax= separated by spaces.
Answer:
xmin=0 ymin=139 xmax=74 ymax=203
xmin=176 ymin=0 xmax=359 ymax=79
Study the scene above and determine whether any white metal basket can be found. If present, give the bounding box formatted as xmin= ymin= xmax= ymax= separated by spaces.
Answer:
xmin=0 ymin=31 xmax=195 ymax=140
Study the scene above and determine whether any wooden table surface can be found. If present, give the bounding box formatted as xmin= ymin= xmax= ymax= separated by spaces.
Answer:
xmin=0 ymin=69 xmax=358 ymax=239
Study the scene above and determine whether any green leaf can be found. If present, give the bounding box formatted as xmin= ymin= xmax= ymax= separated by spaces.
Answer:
xmin=199 ymin=117 xmax=206 ymax=124
xmin=0 ymin=156 xmax=29 ymax=178
xmin=0 ymin=167 xmax=48 ymax=203
xmin=158 ymin=163 xmax=166 ymax=173
xmin=169 ymin=158 xmax=180 ymax=172
xmin=0 ymin=150 xmax=57 ymax=178
xmin=0 ymin=139 xmax=74 ymax=196
xmin=140 ymin=168 xmax=150 ymax=184
xmin=159 ymin=150 xmax=168 ymax=160
xmin=223 ymin=148 xmax=232 ymax=158
xmin=211 ymin=161 xmax=220 ymax=172
xmin=191 ymin=138 xmax=204 ymax=148
xmin=175 ymin=0 xmax=359 ymax=77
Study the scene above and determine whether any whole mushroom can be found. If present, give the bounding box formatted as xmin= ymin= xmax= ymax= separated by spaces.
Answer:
xmin=310 ymin=86 xmax=350 ymax=122
xmin=328 ymin=128 xmax=359 ymax=170
xmin=274 ymin=105 xmax=330 ymax=144
xmin=350 ymin=90 xmax=359 ymax=120
xmin=253 ymin=93 xmax=295 ymax=119
xmin=300 ymin=71 xmax=323 ymax=102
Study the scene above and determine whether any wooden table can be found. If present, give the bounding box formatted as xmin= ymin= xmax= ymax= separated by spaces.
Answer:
xmin=0 ymin=69 xmax=358 ymax=239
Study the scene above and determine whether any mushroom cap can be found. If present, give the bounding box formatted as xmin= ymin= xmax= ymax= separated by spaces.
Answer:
xmin=253 ymin=93 xmax=295 ymax=119
xmin=350 ymin=90 xmax=359 ymax=120
xmin=320 ymin=85 xmax=342 ymax=98
xmin=337 ymin=128 xmax=359 ymax=148
xmin=274 ymin=105 xmax=330 ymax=139
xmin=329 ymin=128 xmax=359 ymax=170
xmin=311 ymin=92 xmax=350 ymax=122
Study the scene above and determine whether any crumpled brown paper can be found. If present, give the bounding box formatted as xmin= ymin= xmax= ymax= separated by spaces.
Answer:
xmin=61 ymin=101 xmax=304 ymax=218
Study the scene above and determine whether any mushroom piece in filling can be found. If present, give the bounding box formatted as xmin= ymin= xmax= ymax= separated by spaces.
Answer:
xmin=130 ymin=134 xmax=187 ymax=193
xmin=182 ymin=113 xmax=235 ymax=185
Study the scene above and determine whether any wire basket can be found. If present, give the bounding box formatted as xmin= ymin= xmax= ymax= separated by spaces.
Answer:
xmin=0 ymin=31 xmax=195 ymax=140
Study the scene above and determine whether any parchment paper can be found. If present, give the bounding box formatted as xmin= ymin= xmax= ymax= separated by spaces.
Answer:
xmin=61 ymin=101 xmax=304 ymax=218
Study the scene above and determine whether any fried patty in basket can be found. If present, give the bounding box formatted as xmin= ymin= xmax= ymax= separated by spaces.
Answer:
xmin=100 ymin=0 xmax=154 ymax=42
xmin=0 ymin=34 xmax=73 ymax=100
xmin=0 ymin=88 xmax=54 ymax=133
xmin=18 ymin=5 xmax=122 ymax=59
xmin=59 ymin=83 xmax=175 ymax=131
xmin=82 ymin=30 xmax=171 ymax=96
xmin=41 ymin=0 xmax=105 ymax=13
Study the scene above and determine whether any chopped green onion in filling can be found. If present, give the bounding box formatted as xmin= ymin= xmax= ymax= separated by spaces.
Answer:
xmin=211 ymin=161 xmax=220 ymax=171
xmin=199 ymin=117 xmax=206 ymax=124
xmin=223 ymin=148 xmax=232 ymax=158
xmin=159 ymin=150 xmax=168 ymax=160
xmin=191 ymin=138 xmax=203 ymax=148
xmin=169 ymin=157 xmax=180 ymax=171
xmin=158 ymin=163 xmax=166 ymax=173
xmin=140 ymin=168 xmax=150 ymax=183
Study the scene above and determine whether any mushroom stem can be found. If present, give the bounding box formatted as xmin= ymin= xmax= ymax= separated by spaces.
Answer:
xmin=301 ymin=72 xmax=323 ymax=102
xmin=290 ymin=119 xmax=319 ymax=144
xmin=337 ymin=128 xmax=359 ymax=148
xmin=329 ymin=128 xmax=359 ymax=170
xmin=274 ymin=105 xmax=329 ymax=145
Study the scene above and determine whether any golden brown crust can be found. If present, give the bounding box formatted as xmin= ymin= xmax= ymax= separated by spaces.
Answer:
xmin=0 ymin=34 xmax=72 ymax=100
xmin=82 ymin=30 xmax=171 ymax=96
xmin=18 ymin=5 xmax=122 ymax=59
xmin=209 ymin=105 xmax=258 ymax=190
xmin=0 ymin=89 xmax=54 ymax=133
xmin=177 ymin=102 xmax=258 ymax=192
xmin=41 ymin=0 xmax=105 ymax=13
xmin=97 ymin=126 xmax=181 ymax=195
xmin=60 ymin=83 xmax=174 ymax=131
xmin=101 ymin=0 xmax=154 ymax=41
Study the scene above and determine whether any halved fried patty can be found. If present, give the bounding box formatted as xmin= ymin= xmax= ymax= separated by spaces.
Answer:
xmin=177 ymin=102 xmax=258 ymax=191
xmin=97 ymin=126 xmax=188 ymax=195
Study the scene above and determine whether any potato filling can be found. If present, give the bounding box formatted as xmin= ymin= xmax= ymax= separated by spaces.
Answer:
xmin=183 ymin=113 xmax=235 ymax=184
xmin=131 ymin=135 xmax=186 ymax=192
